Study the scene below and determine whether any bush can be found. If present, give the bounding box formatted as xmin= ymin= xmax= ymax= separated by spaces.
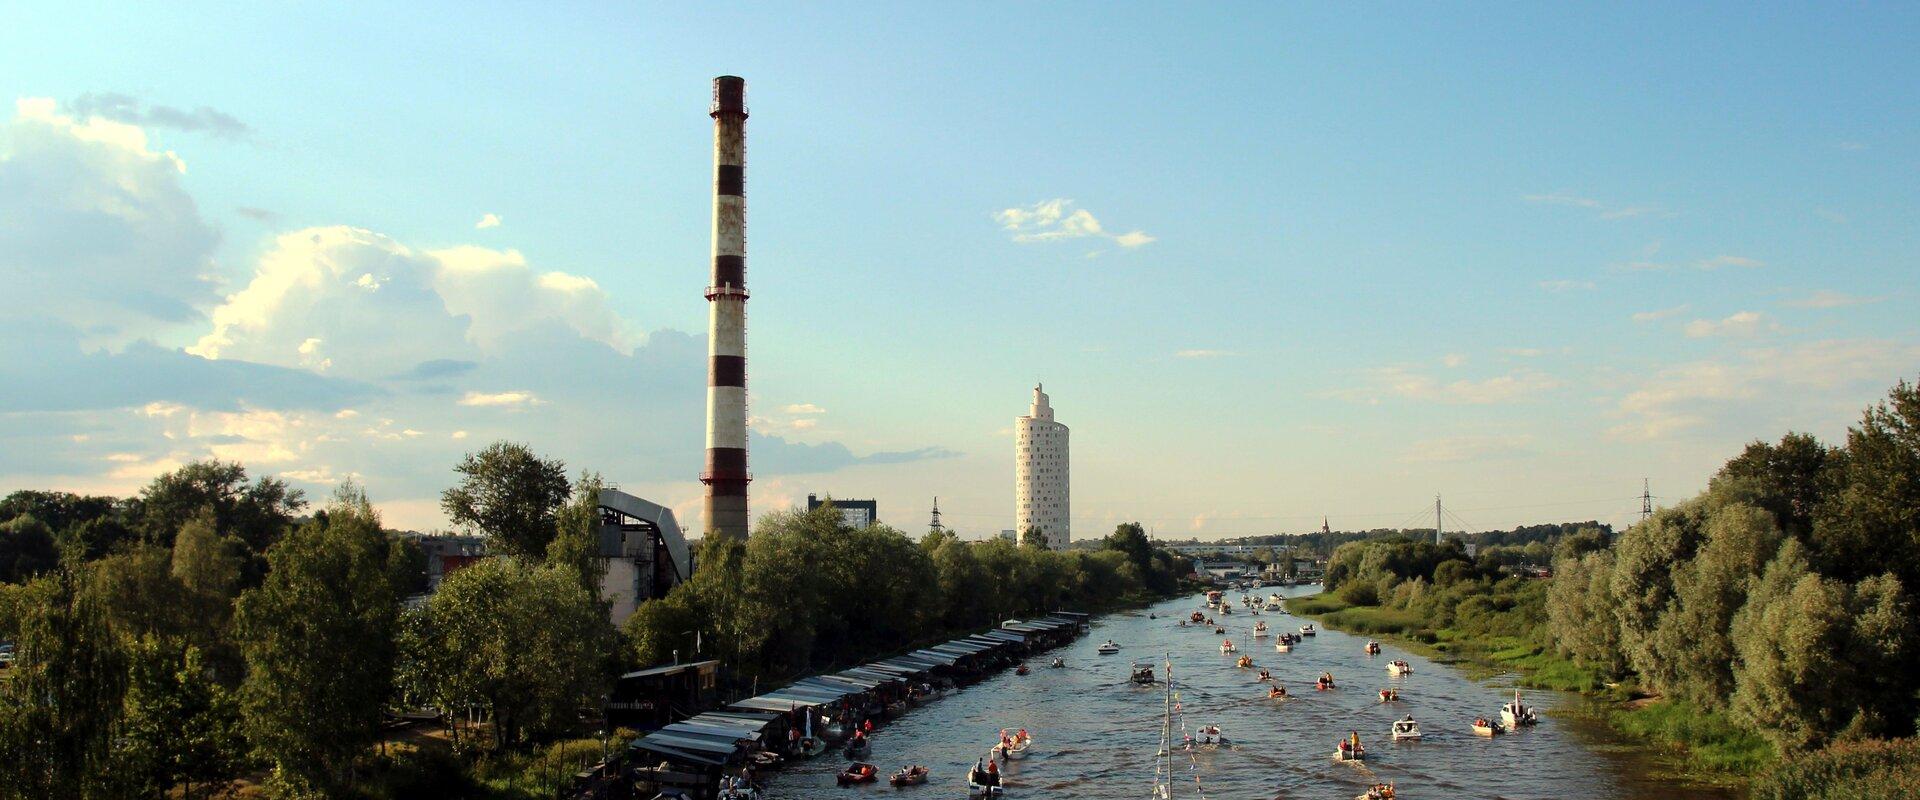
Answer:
xmin=1338 ymin=580 xmax=1380 ymax=606
xmin=1751 ymin=738 xmax=1920 ymax=800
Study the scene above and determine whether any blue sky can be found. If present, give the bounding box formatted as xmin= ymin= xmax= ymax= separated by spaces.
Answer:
xmin=3 ymin=3 xmax=1916 ymax=537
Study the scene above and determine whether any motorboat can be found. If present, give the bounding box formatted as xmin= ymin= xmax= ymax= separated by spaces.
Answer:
xmin=1252 ymin=621 xmax=1270 ymax=637
xmin=1386 ymin=660 xmax=1412 ymax=676
xmin=1191 ymin=724 xmax=1230 ymax=747
xmin=1266 ymin=594 xmax=1284 ymax=610
xmin=1049 ymin=656 xmax=1065 ymax=669
xmin=889 ymin=765 xmax=929 ymax=786
xmin=1299 ymin=624 xmax=1316 ymax=637
xmin=1274 ymin=640 xmax=1292 ymax=653
xmin=1365 ymin=641 xmax=1381 ymax=655
xmin=996 ymin=729 xmax=1031 ymax=760
xmin=966 ymin=764 xmax=1005 ymax=797
xmin=1131 ymin=663 xmax=1157 ymax=684
xmin=1235 ymin=655 xmax=1253 ymax=669
xmin=1357 ymin=783 xmax=1399 ymax=800
xmin=1213 ymin=627 xmax=1226 ymax=635
xmin=1267 ymin=684 xmax=1288 ymax=699
xmin=1502 ymin=690 xmax=1539 ymax=728
xmin=1256 ymin=669 xmax=1272 ymax=682
xmin=837 ymin=762 xmax=878 ymax=785
xmin=1391 ymin=717 xmax=1421 ymax=741
xmin=1015 ymin=663 xmax=1030 ymax=676
xmin=1472 ymin=717 xmax=1504 ymax=737
xmin=1316 ymin=673 xmax=1336 ymax=690
xmin=1377 ymin=688 xmax=1400 ymax=702
xmin=1097 ymin=640 xmax=1120 ymax=655
xmin=1333 ymin=734 xmax=1366 ymax=762
xmin=1189 ymin=611 xmax=1205 ymax=624
xmin=1207 ymin=590 xmax=1223 ymax=608
xmin=1219 ymin=640 xmax=1237 ymax=654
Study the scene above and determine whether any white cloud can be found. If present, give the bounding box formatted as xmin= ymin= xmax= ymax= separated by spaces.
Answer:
xmin=993 ymin=198 xmax=1153 ymax=250
xmin=1539 ymin=279 xmax=1596 ymax=293
xmin=1608 ymin=339 xmax=1920 ymax=441
xmin=1782 ymin=290 xmax=1882 ymax=310
xmin=1401 ymin=435 xmax=1535 ymax=463
xmin=475 ymin=212 xmax=502 ymax=229
xmin=458 ymin=390 xmax=542 ymax=408
xmin=1362 ymin=368 xmax=1560 ymax=405
xmin=782 ymin=403 xmax=826 ymax=414
xmin=1683 ymin=311 xmax=1772 ymax=339
xmin=1632 ymin=305 xmax=1690 ymax=323
xmin=1695 ymin=255 xmax=1762 ymax=270
xmin=451 ymin=430 xmax=468 ymax=440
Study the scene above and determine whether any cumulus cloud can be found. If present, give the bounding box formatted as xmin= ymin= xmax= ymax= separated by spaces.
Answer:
xmin=69 ymin=92 xmax=249 ymax=139
xmin=475 ymin=212 xmax=502 ymax=229
xmin=1683 ymin=311 xmax=1773 ymax=339
xmin=457 ymin=390 xmax=543 ymax=408
xmin=1782 ymin=290 xmax=1882 ymax=309
xmin=1 ymin=98 xmax=219 ymax=342
xmin=782 ymin=403 xmax=825 ymax=415
xmin=1608 ymin=339 xmax=1920 ymax=441
xmin=993 ymin=198 xmax=1153 ymax=249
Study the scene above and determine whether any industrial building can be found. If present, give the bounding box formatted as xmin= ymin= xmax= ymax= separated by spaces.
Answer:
xmin=807 ymin=494 xmax=877 ymax=528
xmin=1015 ymin=384 xmax=1070 ymax=548
xmin=596 ymin=488 xmax=693 ymax=624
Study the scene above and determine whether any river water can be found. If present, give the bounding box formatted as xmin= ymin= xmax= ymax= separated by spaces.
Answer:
xmin=761 ymin=585 xmax=1724 ymax=799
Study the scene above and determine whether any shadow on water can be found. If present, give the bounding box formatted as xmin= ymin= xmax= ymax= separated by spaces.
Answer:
xmin=762 ymin=585 xmax=1735 ymax=799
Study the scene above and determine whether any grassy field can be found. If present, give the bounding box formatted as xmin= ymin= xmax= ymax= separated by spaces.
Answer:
xmin=1287 ymin=591 xmax=1773 ymax=784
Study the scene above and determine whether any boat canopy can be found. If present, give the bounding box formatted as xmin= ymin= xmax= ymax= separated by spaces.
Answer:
xmin=618 ymin=660 xmax=721 ymax=681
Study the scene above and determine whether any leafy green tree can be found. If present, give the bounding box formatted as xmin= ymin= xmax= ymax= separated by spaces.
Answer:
xmin=88 ymin=543 xmax=193 ymax=642
xmin=1813 ymin=379 xmax=1920 ymax=588
xmin=172 ymin=508 xmax=244 ymax=601
xmin=1730 ymin=544 xmax=1857 ymax=752
xmin=1711 ymin=432 xmax=1835 ymax=539
xmin=114 ymin=636 xmax=244 ymax=800
xmin=406 ymin=557 xmax=615 ymax=749
xmin=1608 ymin=503 xmax=1708 ymax=686
xmin=0 ymin=514 xmax=59 ymax=583
xmin=440 ymin=441 xmax=571 ymax=559
xmin=135 ymin=460 xmax=305 ymax=553
xmin=233 ymin=485 xmax=399 ymax=793
xmin=0 ymin=570 xmax=126 ymax=800
xmin=1647 ymin=504 xmax=1782 ymax=706
xmin=546 ymin=473 xmax=609 ymax=596
xmin=1546 ymin=548 xmax=1627 ymax=676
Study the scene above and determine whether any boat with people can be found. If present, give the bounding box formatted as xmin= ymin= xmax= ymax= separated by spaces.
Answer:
xmin=1188 ymin=610 xmax=1205 ymax=624
xmin=1015 ymin=663 xmax=1030 ymax=675
xmin=1357 ymin=783 xmax=1399 ymax=800
xmin=1206 ymin=590 xmax=1223 ymax=608
xmin=995 ymin=728 xmax=1031 ymax=760
xmin=1235 ymin=654 xmax=1253 ymax=668
xmin=1365 ymin=641 xmax=1381 ymax=655
xmin=1252 ymin=621 xmax=1270 ymax=637
xmin=1267 ymin=594 xmax=1284 ymax=610
xmin=1256 ymin=668 xmax=1272 ymax=682
xmin=1213 ymin=626 xmax=1226 ymax=635
xmin=1049 ymin=656 xmax=1065 ymax=668
xmin=837 ymin=762 xmax=878 ymax=785
xmin=1190 ymin=724 xmax=1230 ymax=748
xmin=1098 ymin=640 xmax=1120 ymax=655
xmin=1267 ymin=684 xmax=1288 ymax=699
xmin=719 ymin=773 xmax=759 ymax=799
xmin=1219 ymin=640 xmax=1237 ymax=654
xmin=1131 ymin=662 xmax=1157 ymax=684
xmin=1386 ymin=660 xmax=1412 ymax=676
xmin=967 ymin=758 xmax=1004 ymax=797
xmin=844 ymin=734 xmax=871 ymax=759
xmin=1299 ymin=624 xmax=1316 ymax=636
xmin=1378 ymin=688 xmax=1400 ymax=702
xmin=888 ymin=765 xmax=929 ymax=786
xmin=1274 ymin=639 xmax=1292 ymax=653
xmin=1391 ymin=716 xmax=1421 ymax=740
xmin=1316 ymin=672 xmax=1336 ymax=690
xmin=1220 ymin=605 xmax=1232 ymax=615
xmin=1333 ymin=731 xmax=1366 ymax=762
xmin=1502 ymin=689 xmax=1539 ymax=727
xmin=1473 ymin=717 xmax=1504 ymax=737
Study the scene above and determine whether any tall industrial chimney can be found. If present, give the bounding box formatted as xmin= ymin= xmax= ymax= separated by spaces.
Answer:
xmin=702 ymin=76 xmax=750 ymax=541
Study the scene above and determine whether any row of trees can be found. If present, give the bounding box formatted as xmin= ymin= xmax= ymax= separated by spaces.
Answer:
xmin=0 ymin=444 xmax=619 ymax=799
xmin=1547 ymin=378 xmax=1920 ymax=754
xmin=626 ymin=510 xmax=1193 ymax=681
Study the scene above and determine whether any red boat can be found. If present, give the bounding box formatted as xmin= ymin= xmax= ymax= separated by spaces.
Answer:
xmin=838 ymin=762 xmax=878 ymax=785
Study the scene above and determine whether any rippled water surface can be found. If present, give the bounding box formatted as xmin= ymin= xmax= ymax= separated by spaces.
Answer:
xmin=761 ymin=586 xmax=1721 ymax=799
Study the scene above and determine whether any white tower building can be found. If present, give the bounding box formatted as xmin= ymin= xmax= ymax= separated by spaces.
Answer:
xmin=1015 ymin=384 xmax=1070 ymax=549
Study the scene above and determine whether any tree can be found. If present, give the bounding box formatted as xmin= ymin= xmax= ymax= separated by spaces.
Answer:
xmin=1813 ymin=379 xmax=1920 ymax=588
xmin=0 ymin=514 xmax=59 ymax=583
xmin=1546 ymin=548 xmax=1627 ymax=676
xmin=233 ymin=485 xmax=399 ymax=793
xmin=172 ymin=508 xmax=244 ymax=601
xmin=546 ymin=473 xmax=609 ymax=596
xmin=405 ymin=558 xmax=615 ymax=749
xmin=1608 ymin=503 xmax=1707 ymax=687
xmin=135 ymin=460 xmax=305 ymax=553
xmin=0 ymin=570 xmax=126 ymax=800
xmin=1710 ymin=432 xmax=1835 ymax=539
xmin=114 ymin=636 xmax=244 ymax=800
xmin=440 ymin=442 xmax=571 ymax=559
xmin=1646 ymin=504 xmax=1781 ymax=706
xmin=1104 ymin=523 xmax=1153 ymax=576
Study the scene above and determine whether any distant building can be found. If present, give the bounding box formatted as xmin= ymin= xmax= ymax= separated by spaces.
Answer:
xmin=596 ymin=489 xmax=693 ymax=625
xmin=408 ymin=533 xmax=488 ymax=589
xmin=808 ymin=494 xmax=878 ymax=528
xmin=1000 ymin=529 xmax=1017 ymax=542
xmin=1015 ymin=384 xmax=1070 ymax=548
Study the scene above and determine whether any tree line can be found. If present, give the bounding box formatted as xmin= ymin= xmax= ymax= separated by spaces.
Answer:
xmin=0 ymin=443 xmax=1192 ymax=798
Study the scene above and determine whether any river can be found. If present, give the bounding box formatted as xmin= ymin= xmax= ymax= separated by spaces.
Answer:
xmin=760 ymin=584 xmax=1726 ymax=799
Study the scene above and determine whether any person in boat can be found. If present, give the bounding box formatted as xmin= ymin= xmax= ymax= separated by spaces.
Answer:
xmin=863 ymin=718 xmax=875 ymax=734
xmin=986 ymin=757 xmax=999 ymax=784
xmin=1257 ymin=668 xmax=1271 ymax=681
xmin=1268 ymin=685 xmax=1286 ymax=698
xmin=1018 ymin=728 xmax=1028 ymax=743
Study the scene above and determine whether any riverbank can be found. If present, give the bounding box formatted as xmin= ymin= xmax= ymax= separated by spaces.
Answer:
xmin=1286 ymin=590 xmax=1772 ymax=789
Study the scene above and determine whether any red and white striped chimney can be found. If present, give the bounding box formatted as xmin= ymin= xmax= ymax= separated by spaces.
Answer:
xmin=702 ymin=75 xmax=750 ymax=541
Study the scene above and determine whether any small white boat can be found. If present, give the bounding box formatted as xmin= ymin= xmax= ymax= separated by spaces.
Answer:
xmin=1274 ymin=640 xmax=1292 ymax=653
xmin=1386 ymin=660 xmax=1412 ymax=676
xmin=967 ymin=765 xmax=1005 ymax=797
xmin=997 ymin=729 xmax=1031 ymax=760
xmin=1267 ymin=594 xmax=1283 ymax=609
xmin=1049 ymin=656 xmax=1065 ymax=668
xmin=1252 ymin=622 xmax=1270 ymax=637
xmin=1333 ymin=739 xmax=1366 ymax=762
xmin=1299 ymin=624 xmax=1316 ymax=636
xmin=1097 ymin=640 xmax=1120 ymax=655
xmin=1219 ymin=640 xmax=1237 ymax=654
xmin=1364 ymin=641 xmax=1381 ymax=655
xmin=1390 ymin=718 xmax=1422 ymax=740
xmin=1501 ymin=690 xmax=1539 ymax=728
xmin=1472 ymin=718 xmax=1504 ymax=737
xmin=1356 ymin=784 xmax=1399 ymax=800
xmin=1190 ymin=724 xmax=1230 ymax=748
